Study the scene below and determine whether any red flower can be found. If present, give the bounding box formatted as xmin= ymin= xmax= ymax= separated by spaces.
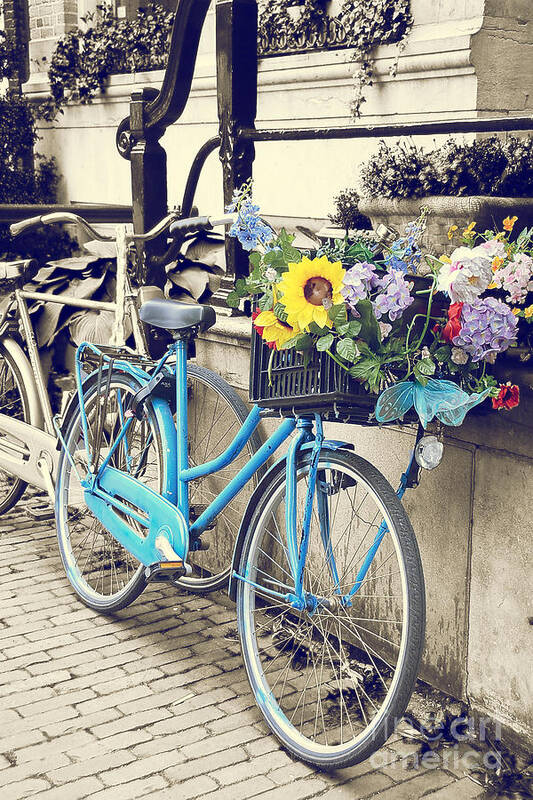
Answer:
xmin=251 ymin=308 xmax=264 ymax=336
xmin=442 ymin=302 xmax=463 ymax=343
xmin=492 ymin=383 xmax=520 ymax=411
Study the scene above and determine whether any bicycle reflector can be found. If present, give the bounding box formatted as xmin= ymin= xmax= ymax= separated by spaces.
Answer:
xmin=414 ymin=435 xmax=444 ymax=470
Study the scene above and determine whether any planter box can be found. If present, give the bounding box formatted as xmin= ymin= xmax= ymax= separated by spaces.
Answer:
xmin=359 ymin=196 xmax=533 ymax=256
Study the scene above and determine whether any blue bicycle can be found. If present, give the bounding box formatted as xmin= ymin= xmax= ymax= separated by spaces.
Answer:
xmin=55 ymin=214 xmax=425 ymax=769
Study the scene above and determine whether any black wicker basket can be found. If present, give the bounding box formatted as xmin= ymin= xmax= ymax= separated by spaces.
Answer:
xmin=249 ymin=328 xmax=418 ymax=425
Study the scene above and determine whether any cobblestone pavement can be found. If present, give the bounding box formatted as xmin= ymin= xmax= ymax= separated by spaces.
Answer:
xmin=0 ymin=506 xmax=486 ymax=800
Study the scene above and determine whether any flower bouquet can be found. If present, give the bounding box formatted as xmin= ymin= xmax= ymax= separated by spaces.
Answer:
xmin=226 ymin=183 xmax=532 ymax=428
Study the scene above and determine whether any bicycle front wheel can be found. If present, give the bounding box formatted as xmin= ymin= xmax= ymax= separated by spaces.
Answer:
xmin=55 ymin=369 xmax=165 ymax=613
xmin=236 ymin=447 xmax=425 ymax=769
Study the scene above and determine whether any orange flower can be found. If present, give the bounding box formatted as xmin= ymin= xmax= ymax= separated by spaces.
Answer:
xmin=462 ymin=221 xmax=476 ymax=238
xmin=503 ymin=216 xmax=518 ymax=232
xmin=491 ymin=256 xmax=504 ymax=272
xmin=447 ymin=225 xmax=458 ymax=240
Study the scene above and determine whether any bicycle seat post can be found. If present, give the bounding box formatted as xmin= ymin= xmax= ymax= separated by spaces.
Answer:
xmin=174 ymin=333 xmax=190 ymax=524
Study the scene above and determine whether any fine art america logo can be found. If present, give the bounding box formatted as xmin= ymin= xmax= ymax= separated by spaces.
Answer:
xmin=369 ymin=716 xmax=503 ymax=773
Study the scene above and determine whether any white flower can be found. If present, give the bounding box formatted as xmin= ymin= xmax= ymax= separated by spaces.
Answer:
xmin=437 ymin=248 xmax=493 ymax=303
xmin=421 ymin=346 xmax=431 ymax=359
xmin=265 ymin=267 xmax=278 ymax=282
xmin=379 ymin=322 xmax=392 ymax=340
xmin=451 ymin=347 xmax=469 ymax=365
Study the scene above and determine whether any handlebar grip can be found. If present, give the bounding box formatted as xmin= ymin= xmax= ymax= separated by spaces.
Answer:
xmin=169 ymin=216 xmax=212 ymax=237
xmin=10 ymin=216 xmax=43 ymax=237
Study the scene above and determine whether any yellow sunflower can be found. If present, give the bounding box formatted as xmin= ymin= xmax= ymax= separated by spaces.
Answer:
xmin=253 ymin=310 xmax=297 ymax=350
xmin=277 ymin=256 xmax=346 ymax=330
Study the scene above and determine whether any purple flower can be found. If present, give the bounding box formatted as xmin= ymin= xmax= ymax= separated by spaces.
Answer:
xmin=452 ymin=297 xmax=518 ymax=362
xmin=341 ymin=261 xmax=377 ymax=308
xmin=372 ymin=271 xmax=415 ymax=322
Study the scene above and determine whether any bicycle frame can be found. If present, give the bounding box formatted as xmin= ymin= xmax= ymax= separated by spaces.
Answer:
xmin=73 ymin=336 xmax=418 ymax=609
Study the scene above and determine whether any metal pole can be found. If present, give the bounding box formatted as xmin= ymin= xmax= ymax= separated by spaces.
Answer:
xmin=215 ymin=0 xmax=258 ymax=300
xmin=129 ymin=89 xmax=168 ymax=288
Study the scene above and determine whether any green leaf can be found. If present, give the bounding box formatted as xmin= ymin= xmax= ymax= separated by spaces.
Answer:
xmin=273 ymin=302 xmax=288 ymax=323
xmin=249 ymin=252 xmax=262 ymax=269
xmin=294 ymin=334 xmax=313 ymax=350
xmin=328 ymin=303 xmax=348 ymax=328
xmin=234 ymin=278 xmax=249 ymax=298
xmin=416 ymin=357 xmax=436 ymax=376
xmin=264 ymin=249 xmax=287 ymax=268
xmin=258 ymin=291 xmax=273 ymax=311
xmin=277 ymin=229 xmax=295 ymax=247
xmin=413 ymin=369 xmax=429 ymax=387
xmin=308 ymin=322 xmax=330 ymax=336
xmin=434 ymin=345 xmax=451 ymax=363
xmin=516 ymin=226 xmax=530 ymax=247
xmin=316 ymin=333 xmax=334 ymax=352
xmin=278 ymin=336 xmax=299 ymax=350
xmin=336 ymin=337 xmax=358 ymax=362
xmin=355 ymin=299 xmax=381 ymax=351
xmin=349 ymin=355 xmax=379 ymax=379
xmin=226 ymin=291 xmax=240 ymax=309
xmin=347 ymin=319 xmax=362 ymax=336
xmin=349 ymin=356 xmax=382 ymax=393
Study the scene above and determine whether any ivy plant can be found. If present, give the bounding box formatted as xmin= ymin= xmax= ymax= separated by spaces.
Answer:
xmin=258 ymin=0 xmax=412 ymax=116
xmin=339 ymin=0 xmax=412 ymax=116
xmin=0 ymin=92 xmax=75 ymax=260
xmin=47 ymin=3 xmax=174 ymax=112
xmin=44 ymin=0 xmax=411 ymax=118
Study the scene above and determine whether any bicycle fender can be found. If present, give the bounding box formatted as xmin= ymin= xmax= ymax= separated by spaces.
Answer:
xmin=0 ymin=337 xmax=43 ymax=429
xmin=228 ymin=438 xmax=353 ymax=602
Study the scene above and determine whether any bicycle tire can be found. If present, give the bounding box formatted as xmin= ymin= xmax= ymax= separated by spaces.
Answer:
xmin=55 ymin=369 xmax=165 ymax=613
xmin=0 ymin=340 xmax=33 ymax=514
xmin=175 ymin=364 xmax=264 ymax=594
xmin=236 ymin=447 xmax=425 ymax=769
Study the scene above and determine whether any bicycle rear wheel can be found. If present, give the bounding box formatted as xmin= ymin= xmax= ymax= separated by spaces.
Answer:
xmin=0 ymin=340 xmax=32 ymax=514
xmin=236 ymin=447 xmax=425 ymax=769
xmin=55 ymin=369 xmax=165 ymax=613
xmin=175 ymin=364 xmax=263 ymax=594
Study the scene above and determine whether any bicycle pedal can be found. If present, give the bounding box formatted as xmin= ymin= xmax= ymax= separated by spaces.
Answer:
xmin=24 ymin=499 xmax=54 ymax=521
xmin=145 ymin=561 xmax=191 ymax=583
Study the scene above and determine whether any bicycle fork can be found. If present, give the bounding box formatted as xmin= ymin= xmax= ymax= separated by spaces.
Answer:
xmin=238 ymin=416 xmax=420 ymax=613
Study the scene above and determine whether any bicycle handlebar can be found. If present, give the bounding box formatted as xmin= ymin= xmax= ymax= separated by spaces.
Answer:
xmin=10 ymin=211 xmax=238 ymax=242
xmin=10 ymin=212 xmax=116 ymax=241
